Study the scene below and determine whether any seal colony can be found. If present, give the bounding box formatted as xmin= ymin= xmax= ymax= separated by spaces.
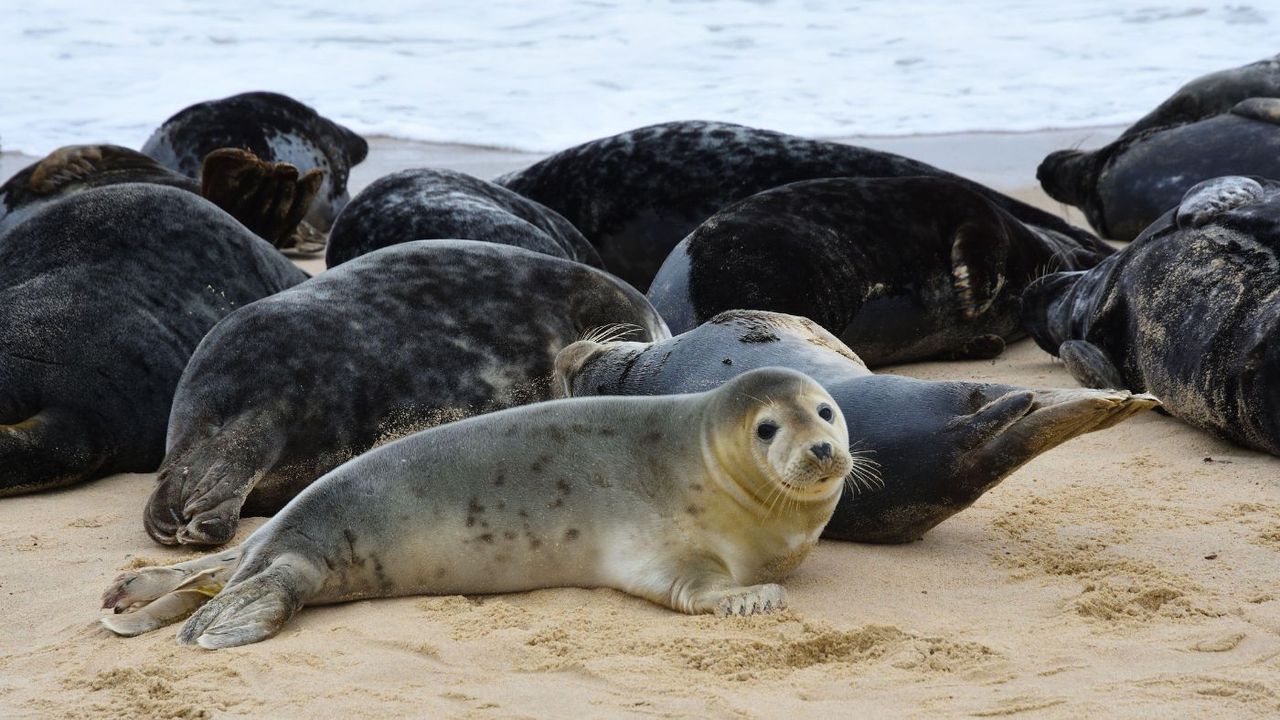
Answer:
xmin=144 ymin=240 xmax=668 ymax=546
xmin=0 ymin=185 xmax=306 ymax=496
xmin=554 ymin=310 xmax=1158 ymax=543
xmin=103 ymin=369 xmax=853 ymax=647
xmin=1022 ymin=176 xmax=1280 ymax=457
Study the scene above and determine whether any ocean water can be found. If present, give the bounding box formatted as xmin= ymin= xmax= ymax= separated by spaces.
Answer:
xmin=1 ymin=1 xmax=1274 ymax=155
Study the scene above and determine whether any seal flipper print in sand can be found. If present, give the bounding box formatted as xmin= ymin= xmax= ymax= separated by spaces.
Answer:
xmin=107 ymin=369 xmax=850 ymax=647
xmin=144 ymin=240 xmax=668 ymax=547
xmin=142 ymin=91 xmax=368 ymax=247
xmin=1022 ymin=176 xmax=1280 ymax=456
xmin=0 ymin=144 xmax=322 ymax=250
xmin=646 ymin=176 xmax=1102 ymax=365
xmin=325 ymin=167 xmax=601 ymax=268
xmin=554 ymin=310 xmax=1158 ymax=543
xmin=496 ymin=120 xmax=1108 ymax=290
xmin=0 ymin=184 xmax=308 ymax=496
xmin=1038 ymin=55 xmax=1280 ymax=241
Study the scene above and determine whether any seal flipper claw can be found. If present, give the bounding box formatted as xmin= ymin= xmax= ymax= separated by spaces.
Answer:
xmin=1059 ymin=340 xmax=1128 ymax=390
xmin=200 ymin=148 xmax=324 ymax=250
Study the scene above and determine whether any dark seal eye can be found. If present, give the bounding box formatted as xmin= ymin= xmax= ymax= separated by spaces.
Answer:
xmin=818 ymin=405 xmax=834 ymax=423
xmin=756 ymin=422 xmax=779 ymax=441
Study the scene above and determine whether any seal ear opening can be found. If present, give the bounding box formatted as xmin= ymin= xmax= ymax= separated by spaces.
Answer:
xmin=950 ymin=221 xmax=1009 ymax=320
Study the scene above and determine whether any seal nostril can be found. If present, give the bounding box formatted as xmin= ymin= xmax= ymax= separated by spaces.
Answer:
xmin=810 ymin=442 xmax=832 ymax=460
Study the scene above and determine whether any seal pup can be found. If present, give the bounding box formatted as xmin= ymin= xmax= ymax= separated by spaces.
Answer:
xmin=1022 ymin=176 xmax=1280 ymax=456
xmin=496 ymin=120 xmax=1108 ymax=289
xmin=1038 ymin=54 xmax=1280 ymax=241
xmin=103 ymin=368 xmax=852 ymax=647
xmin=325 ymin=167 xmax=601 ymax=268
xmin=144 ymin=240 xmax=668 ymax=547
xmin=647 ymin=176 xmax=1101 ymax=365
xmin=554 ymin=310 xmax=1158 ymax=543
xmin=142 ymin=91 xmax=368 ymax=237
xmin=0 ymin=144 xmax=322 ymax=249
xmin=0 ymin=185 xmax=307 ymax=496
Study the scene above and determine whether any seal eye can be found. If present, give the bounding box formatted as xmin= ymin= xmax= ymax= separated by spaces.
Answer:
xmin=756 ymin=422 xmax=779 ymax=441
xmin=818 ymin=405 xmax=834 ymax=423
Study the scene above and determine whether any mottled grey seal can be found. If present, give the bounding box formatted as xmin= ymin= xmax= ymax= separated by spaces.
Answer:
xmin=144 ymin=240 xmax=669 ymax=547
xmin=1038 ymin=54 xmax=1280 ymax=241
xmin=1022 ymin=175 xmax=1280 ymax=456
xmin=142 ymin=91 xmax=368 ymax=234
xmin=325 ymin=167 xmax=602 ymax=268
xmin=103 ymin=368 xmax=852 ymax=647
xmin=496 ymin=120 xmax=1108 ymax=289
xmin=647 ymin=176 xmax=1103 ymax=365
xmin=554 ymin=310 xmax=1158 ymax=543
xmin=0 ymin=184 xmax=308 ymax=496
xmin=0 ymin=144 xmax=322 ymax=249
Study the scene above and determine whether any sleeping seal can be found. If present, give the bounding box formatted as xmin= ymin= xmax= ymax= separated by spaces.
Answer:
xmin=554 ymin=310 xmax=1158 ymax=543
xmin=144 ymin=240 xmax=668 ymax=547
xmin=1038 ymin=55 xmax=1280 ymax=241
xmin=0 ymin=144 xmax=322 ymax=248
xmin=647 ymin=176 xmax=1103 ymax=365
xmin=325 ymin=167 xmax=601 ymax=268
xmin=496 ymin=120 xmax=1108 ymax=289
xmin=1022 ymin=176 xmax=1280 ymax=456
xmin=103 ymin=368 xmax=852 ymax=648
xmin=0 ymin=185 xmax=307 ymax=496
xmin=142 ymin=91 xmax=368 ymax=237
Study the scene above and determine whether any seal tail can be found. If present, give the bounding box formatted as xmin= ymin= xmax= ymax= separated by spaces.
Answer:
xmin=176 ymin=557 xmax=311 ymax=649
xmin=200 ymin=148 xmax=324 ymax=252
xmin=0 ymin=407 xmax=103 ymax=497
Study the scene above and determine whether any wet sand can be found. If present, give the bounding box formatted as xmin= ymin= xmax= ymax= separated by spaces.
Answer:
xmin=2 ymin=129 xmax=1279 ymax=719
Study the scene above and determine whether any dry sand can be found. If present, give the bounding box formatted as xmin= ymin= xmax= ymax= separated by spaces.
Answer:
xmin=1 ymin=130 xmax=1278 ymax=719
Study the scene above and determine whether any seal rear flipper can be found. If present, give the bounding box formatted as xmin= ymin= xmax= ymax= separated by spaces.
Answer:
xmin=0 ymin=407 xmax=105 ymax=497
xmin=1230 ymin=97 xmax=1280 ymax=125
xmin=950 ymin=221 xmax=1010 ymax=320
xmin=27 ymin=145 xmax=166 ymax=194
xmin=177 ymin=559 xmax=310 ymax=649
xmin=200 ymin=148 xmax=324 ymax=250
xmin=1176 ymin=176 xmax=1266 ymax=229
xmin=1059 ymin=340 xmax=1128 ymax=390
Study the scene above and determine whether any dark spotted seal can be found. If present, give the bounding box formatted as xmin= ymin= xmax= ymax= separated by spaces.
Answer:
xmin=325 ymin=167 xmax=602 ymax=268
xmin=0 ymin=144 xmax=322 ymax=248
xmin=104 ymin=368 xmax=851 ymax=647
xmin=1038 ymin=55 xmax=1280 ymax=241
xmin=647 ymin=176 xmax=1104 ymax=365
xmin=142 ymin=91 xmax=368 ymax=235
xmin=554 ymin=310 xmax=1157 ymax=543
xmin=1022 ymin=176 xmax=1280 ymax=456
xmin=144 ymin=239 xmax=668 ymax=547
xmin=0 ymin=184 xmax=307 ymax=496
xmin=496 ymin=120 xmax=1108 ymax=289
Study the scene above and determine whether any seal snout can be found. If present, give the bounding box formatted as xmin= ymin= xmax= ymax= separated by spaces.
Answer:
xmin=810 ymin=442 xmax=832 ymax=460
xmin=1036 ymin=149 xmax=1088 ymax=205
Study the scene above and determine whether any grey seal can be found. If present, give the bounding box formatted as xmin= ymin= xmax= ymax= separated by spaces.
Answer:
xmin=325 ymin=167 xmax=602 ymax=268
xmin=144 ymin=240 xmax=669 ymax=547
xmin=554 ymin=310 xmax=1158 ymax=542
xmin=0 ymin=184 xmax=307 ymax=496
xmin=103 ymin=368 xmax=852 ymax=648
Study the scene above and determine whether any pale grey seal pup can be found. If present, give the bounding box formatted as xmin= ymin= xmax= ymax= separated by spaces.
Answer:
xmin=554 ymin=310 xmax=1159 ymax=543
xmin=0 ymin=184 xmax=307 ymax=496
xmin=496 ymin=120 xmax=1108 ymax=289
xmin=1038 ymin=54 xmax=1280 ymax=241
xmin=103 ymin=368 xmax=852 ymax=648
xmin=1022 ymin=175 xmax=1280 ymax=456
xmin=144 ymin=240 xmax=669 ymax=547
xmin=646 ymin=176 xmax=1103 ymax=365
xmin=142 ymin=91 xmax=368 ymax=235
xmin=325 ymin=167 xmax=602 ymax=268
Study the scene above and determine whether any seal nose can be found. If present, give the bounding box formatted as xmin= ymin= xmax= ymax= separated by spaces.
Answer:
xmin=810 ymin=442 xmax=832 ymax=461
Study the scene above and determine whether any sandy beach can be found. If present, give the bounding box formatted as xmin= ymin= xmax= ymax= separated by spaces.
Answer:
xmin=1 ymin=130 xmax=1278 ymax=719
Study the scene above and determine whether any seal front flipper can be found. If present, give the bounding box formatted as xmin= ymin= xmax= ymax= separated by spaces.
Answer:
xmin=200 ymin=148 xmax=324 ymax=251
xmin=939 ymin=334 xmax=1006 ymax=361
xmin=1230 ymin=97 xmax=1280 ymax=125
xmin=1176 ymin=176 xmax=1266 ymax=229
xmin=176 ymin=558 xmax=314 ymax=649
xmin=1059 ymin=340 xmax=1128 ymax=390
xmin=0 ymin=407 xmax=104 ymax=497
